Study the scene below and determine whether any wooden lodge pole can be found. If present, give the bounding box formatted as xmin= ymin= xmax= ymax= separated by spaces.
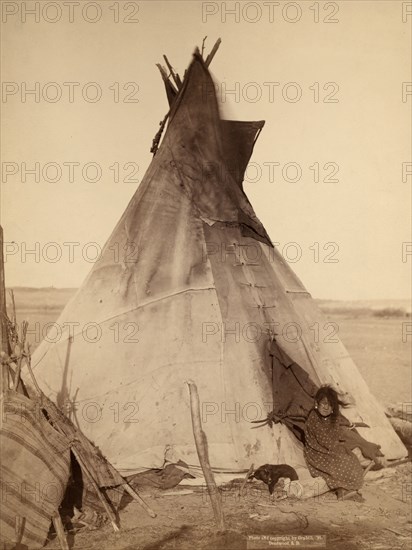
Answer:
xmin=52 ymin=512 xmax=70 ymax=550
xmin=205 ymin=38 xmax=222 ymax=67
xmin=0 ymin=225 xmax=10 ymax=354
xmin=186 ymin=380 xmax=225 ymax=532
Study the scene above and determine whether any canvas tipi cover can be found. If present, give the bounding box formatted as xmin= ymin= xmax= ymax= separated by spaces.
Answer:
xmin=30 ymin=50 xmax=407 ymax=479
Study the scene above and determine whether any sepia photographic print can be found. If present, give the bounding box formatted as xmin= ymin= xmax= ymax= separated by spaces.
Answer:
xmin=1 ymin=1 xmax=411 ymax=549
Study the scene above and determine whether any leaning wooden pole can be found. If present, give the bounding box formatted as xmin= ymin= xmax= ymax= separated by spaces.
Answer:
xmin=205 ymin=38 xmax=222 ymax=67
xmin=186 ymin=380 xmax=225 ymax=532
xmin=123 ymin=484 xmax=157 ymax=518
xmin=0 ymin=225 xmax=10 ymax=354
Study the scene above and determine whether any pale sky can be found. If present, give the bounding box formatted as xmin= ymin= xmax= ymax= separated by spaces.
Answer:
xmin=1 ymin=0 xmax=411 ymax=300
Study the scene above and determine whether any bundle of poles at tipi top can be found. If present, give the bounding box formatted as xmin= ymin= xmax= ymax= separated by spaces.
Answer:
xmin=151 ymin=37 xmax=221 ymax=155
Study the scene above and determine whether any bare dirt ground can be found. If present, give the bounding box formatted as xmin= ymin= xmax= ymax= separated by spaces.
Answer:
xmin=43 ymin=465 xmax=412 ymax=550
xmin=7 ymin=289 xmax=412 ymax=549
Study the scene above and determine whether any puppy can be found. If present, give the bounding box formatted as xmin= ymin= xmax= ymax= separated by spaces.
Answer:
xmin=252 ymin=464 xmax=299 ymax=494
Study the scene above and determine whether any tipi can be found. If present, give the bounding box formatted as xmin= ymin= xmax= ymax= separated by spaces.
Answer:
xmin=30 ymin=46 xmax=407 ymax=481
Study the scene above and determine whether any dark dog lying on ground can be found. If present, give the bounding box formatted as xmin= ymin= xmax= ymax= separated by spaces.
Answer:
xmin=252 ymin=464 xmax=299 ymax=494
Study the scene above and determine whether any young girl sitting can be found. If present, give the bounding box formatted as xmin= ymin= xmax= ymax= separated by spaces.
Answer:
xmin=304 ymin=385 xmax=382 ymax=501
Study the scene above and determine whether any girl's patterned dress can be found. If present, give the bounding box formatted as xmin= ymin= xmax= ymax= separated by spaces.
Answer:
xmin=304 ymin=409 xmax=364 ymax=491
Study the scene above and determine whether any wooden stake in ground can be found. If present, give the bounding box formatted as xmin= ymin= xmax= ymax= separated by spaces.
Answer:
xmin=238 ymin=464 xmax=254 ymax=497
xmin=186 ymin=380 xmax=225 ymax=532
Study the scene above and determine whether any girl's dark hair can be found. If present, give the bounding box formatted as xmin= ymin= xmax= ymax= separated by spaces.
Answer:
xmin=315 ymin=385 xmax=348 ymax=422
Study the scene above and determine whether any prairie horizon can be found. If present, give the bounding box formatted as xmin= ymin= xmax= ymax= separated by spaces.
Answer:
xmin=6 ymin=286 xmax=411 ymax=313
xmin=5 ymin=286 xmax=411 ymax=406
